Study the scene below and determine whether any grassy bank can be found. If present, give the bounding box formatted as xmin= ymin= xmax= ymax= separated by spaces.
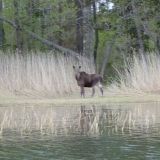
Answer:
xmin=0 ymin=52 xmax=160 ymax=106
xmin=0 ymin=91 xmax=160 ymax=107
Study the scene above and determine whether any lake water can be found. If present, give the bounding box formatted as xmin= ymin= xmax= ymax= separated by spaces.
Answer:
xmin=0 ymin=103 xmax=160 ymax=159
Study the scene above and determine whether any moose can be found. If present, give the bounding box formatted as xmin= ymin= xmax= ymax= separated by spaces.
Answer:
xmin=73 ymin=66 xmax=103 ymax=97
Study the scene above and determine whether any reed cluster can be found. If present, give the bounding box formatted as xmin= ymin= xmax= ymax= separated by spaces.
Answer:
xmin=109 ymin=54 xmax=160 ymax=93
xmin=0 ymin=51 xmax=94 ymax=97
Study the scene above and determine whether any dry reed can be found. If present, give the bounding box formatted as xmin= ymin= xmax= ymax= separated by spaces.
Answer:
xmin=108 ymin=53 xmax=160 ymax=93
xmin=0 ymin=51 xmax=95 ymax=97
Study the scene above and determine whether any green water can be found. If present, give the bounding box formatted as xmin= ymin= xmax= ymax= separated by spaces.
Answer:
xmin=0 ymin=103 xmax=160 ymax=159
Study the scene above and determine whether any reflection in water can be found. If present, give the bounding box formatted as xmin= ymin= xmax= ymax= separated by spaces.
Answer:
xmin=0 ymin=103 xmax=160 ymax=136
xmin=80 ymin=105 xmax=97 ymax=135
xmin=0 ymin=103 xmax=160 ymax=160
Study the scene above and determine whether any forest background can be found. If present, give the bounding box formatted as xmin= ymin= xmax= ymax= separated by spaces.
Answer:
xmin=0 ymin=0 xmax=160 ymax=83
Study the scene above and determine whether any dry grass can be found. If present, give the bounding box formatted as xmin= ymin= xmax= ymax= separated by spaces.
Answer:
xmin=0 ymin=51 xmax=94 ymax=97
xmin=0 ymin=51 xmax=160 ymax=102
xmin=108 ymin=53 xmax=160 ymax=94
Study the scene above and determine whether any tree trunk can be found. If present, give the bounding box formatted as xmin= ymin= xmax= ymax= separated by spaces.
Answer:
xmin=0 ymin=0 xmax=5 ymax=48
xmin=26 ymin=0 xmax=33 ymax=50
xmin=93 ymin=0 xmax=99 ymax=69
xmin=13 ymin=0 xmax=23 ymax=52
xmin=26 ymin=0 xmax=39 ymax=50
xmin=100 ymin=35 xmax=116 ymax=77
xmin=157 ymin=36 xmax=160 ymax=54
xmin=83 ymin=6 xmax=94 ymax=58
xmin=75 ymin=0 xmax=84 ymax=54
xmin=40 ymin=11 xmax=45 ymax=38
xmin=142 ymin=20 xmax=159 ymax=52
xmin=57 ymin=1 xmax=63 ymax=46
xmin=131 ymin=0 xmax=144 ymax=55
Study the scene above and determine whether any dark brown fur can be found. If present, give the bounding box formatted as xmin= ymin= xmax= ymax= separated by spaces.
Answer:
xmin=73 ymin=66 xmax=103 ymax=97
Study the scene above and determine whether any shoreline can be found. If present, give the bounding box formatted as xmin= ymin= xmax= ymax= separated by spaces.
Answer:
xmin=0 ymin=93 xmax=160 ymax=107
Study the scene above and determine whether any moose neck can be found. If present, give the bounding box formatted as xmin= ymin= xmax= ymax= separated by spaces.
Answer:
xmin=75 ymin=72 xmax=81 ymax=80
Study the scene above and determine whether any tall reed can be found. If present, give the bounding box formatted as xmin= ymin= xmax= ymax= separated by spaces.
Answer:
xmin=109 ymin=53 xmax=160 ymax=93
xmin=0 ymin=51 xmax=94 ymax=97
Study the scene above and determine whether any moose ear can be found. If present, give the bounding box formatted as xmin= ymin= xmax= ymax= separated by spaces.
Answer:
xmin=73 ymin=65 xmax=75 ymax=69
xmin=79 ymin=66 xmax=81 ymax=69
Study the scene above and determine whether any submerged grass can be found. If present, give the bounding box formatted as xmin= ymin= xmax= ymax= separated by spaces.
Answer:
xmin=0 ymin=103 xmax=160 ymax=135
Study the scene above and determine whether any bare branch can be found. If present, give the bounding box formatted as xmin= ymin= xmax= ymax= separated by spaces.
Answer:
xmin=0 ymin=16 xmax=80 ymax=57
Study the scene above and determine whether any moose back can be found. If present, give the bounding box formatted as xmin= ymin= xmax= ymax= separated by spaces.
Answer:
xmin=73 ymin=66 xmax=103 ymax=97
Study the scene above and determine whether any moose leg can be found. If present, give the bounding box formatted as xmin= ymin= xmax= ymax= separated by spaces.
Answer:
xmin=98 ymin=82 xmax=103 ymax=96
xmin=80 ymin=86 xmax=85 ymax=98
xmin=100 ymin=87 xmax=103 ymax=96
xmin=92 ymin=87 xmax=95 ymax=97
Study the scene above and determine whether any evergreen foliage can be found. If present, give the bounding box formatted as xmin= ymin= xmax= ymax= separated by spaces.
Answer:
xmin=0 ymin=0 xmax=159 ymax=79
